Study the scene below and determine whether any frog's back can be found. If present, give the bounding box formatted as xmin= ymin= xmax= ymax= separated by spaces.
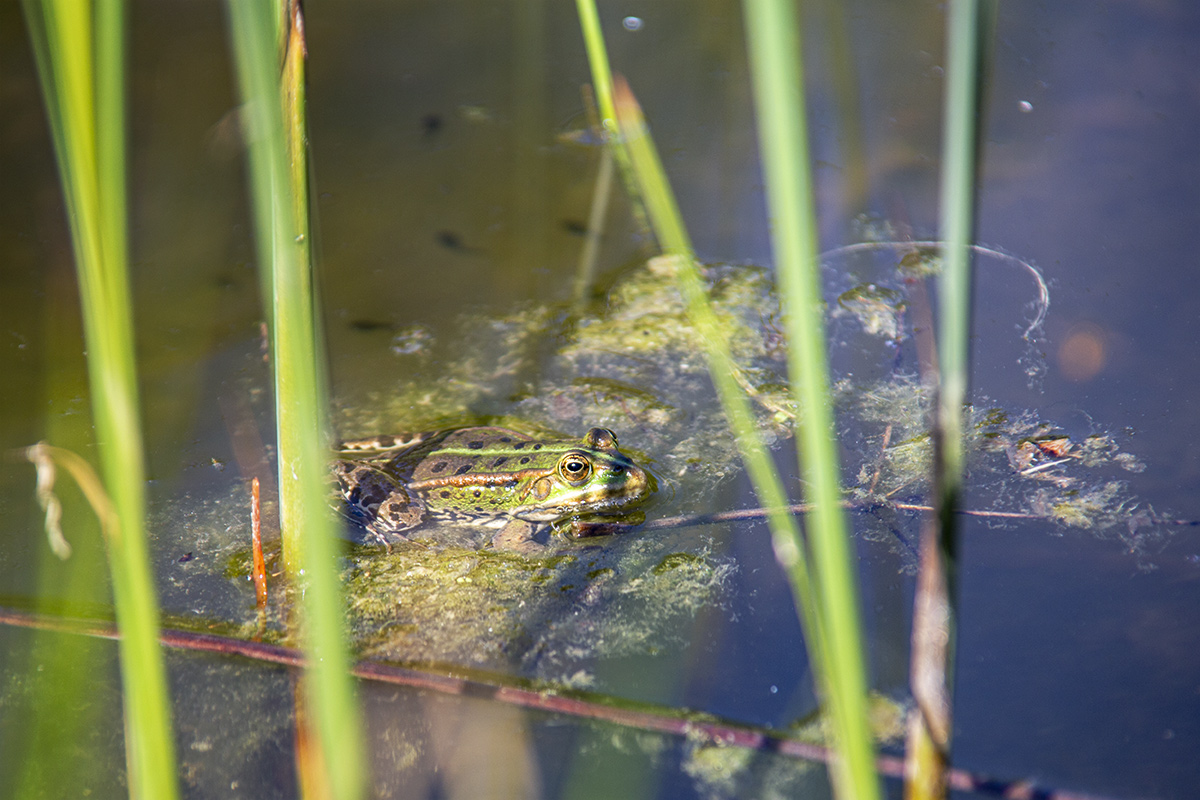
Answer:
xmin=405 ymin=427 xmax=541 ymax=483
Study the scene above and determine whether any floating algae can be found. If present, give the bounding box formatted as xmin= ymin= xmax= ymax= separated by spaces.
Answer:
xmin=169 ymin=244 xmax=1173 ymax=683
xmin=344 ymin=532 xmax=734 ymax=684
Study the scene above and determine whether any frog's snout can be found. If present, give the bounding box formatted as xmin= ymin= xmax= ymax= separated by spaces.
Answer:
xmin=624 ymin=462 xmax=656 ymax=504
xmin=640 ymin=465 xmax=658 ymax=498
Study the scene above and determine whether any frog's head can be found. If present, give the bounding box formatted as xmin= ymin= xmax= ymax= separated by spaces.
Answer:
xmin=517 ymin=427 xmax=655 ymax=522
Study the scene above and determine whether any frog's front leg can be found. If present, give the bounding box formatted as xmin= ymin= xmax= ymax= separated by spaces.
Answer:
xmin=489 ymin=518 xmax=548 ymax=555
xmin=560 ymin=513 xmax=645 ymax=539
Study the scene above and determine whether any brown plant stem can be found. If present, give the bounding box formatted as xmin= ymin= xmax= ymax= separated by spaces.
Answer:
xmin=251 ymin=476 xmax=268 ymax=611
xmin=0 ymin=604 xmax=1129 ymax=800
xmin=640 ymin=499 xmax=1188 ymax=533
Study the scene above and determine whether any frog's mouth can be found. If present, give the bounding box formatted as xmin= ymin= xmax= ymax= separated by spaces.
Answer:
xmin=518 ymin=463 xmax=657 ymax=523
xmin=554 ymin=510 xmax=648 ymax=539
xmin=515 ymin=496 xmax=648 ymax=523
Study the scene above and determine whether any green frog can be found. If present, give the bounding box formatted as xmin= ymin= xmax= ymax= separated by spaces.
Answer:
xmin=334 ymin=426 xmax=655 ymax=551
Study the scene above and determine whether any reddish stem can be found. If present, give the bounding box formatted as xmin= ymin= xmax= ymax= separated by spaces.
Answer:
xmin=251 ymin=477 xmax=268 ymax=610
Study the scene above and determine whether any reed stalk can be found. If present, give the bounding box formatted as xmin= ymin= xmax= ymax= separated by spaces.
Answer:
xmin=574 ymin=0 xmax=649 ymax=232
xmin=573 ymin=13 xmax=804 ymax=598
xmin=574 ymin=4 xmax=878 ymax=797
xmin=612 ymin=67 xmax=832 ymax=782
xmin=21 ymin=1 xmax=179 ymax=797
xmin=573 ymin=1 xmax=618 ymax=141
xmin=18 ymin=284 xmax=116 ymax=796
xmin=225 ymin=2 xmax=367 ymax=797
xmin=741 ymin=2 xmax=879 ymax=797
xmin=905 ymin=2 xmax=993 ymax=798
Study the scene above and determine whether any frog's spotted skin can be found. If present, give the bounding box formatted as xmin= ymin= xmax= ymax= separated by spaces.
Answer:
xmin=334 ymin=426 xmax=654 ymax=551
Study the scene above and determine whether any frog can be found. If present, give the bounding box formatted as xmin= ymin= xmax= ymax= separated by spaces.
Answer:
xmin=333 ymin=426 xmax=655 ymax=552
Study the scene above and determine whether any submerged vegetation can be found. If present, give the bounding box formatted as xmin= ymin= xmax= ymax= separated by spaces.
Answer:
xmin=345 ymin=537 xmax=732 ymax=683
xmin=682 ymin=691 xmax=906 ymax=800
xmin=331 ymin=242 xmax=1153 ymax=562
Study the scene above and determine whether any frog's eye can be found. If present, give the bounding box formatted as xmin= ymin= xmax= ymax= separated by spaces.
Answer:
xmin=558 ymin=453 xmax=592 ymax=483
xmin=584 ymin=428 xmax=618 ymax=450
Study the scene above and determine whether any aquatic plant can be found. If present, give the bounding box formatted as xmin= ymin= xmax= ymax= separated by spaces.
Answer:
xmin=21 ymin=2 xmax=178 ymax=797
xmin=224 ymin=1 xmax=367 ymax=796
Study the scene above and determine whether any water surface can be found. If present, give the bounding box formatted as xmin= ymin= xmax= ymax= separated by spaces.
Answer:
xmin=1 ymin=2 xmax=1198 ymax=798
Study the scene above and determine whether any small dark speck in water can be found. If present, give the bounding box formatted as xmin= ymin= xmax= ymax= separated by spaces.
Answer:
xmin=436 ymin=230 xmax=468 ymax=251
xmin=350 ymin=319 xmax=397 ymax=332
xmin=178 ymin=552 xmax=194 ymax=563
xmin=561 ymin=219 xmax=588 ymax=236
xmin=421 ymin=113 xmax=443 ymax=137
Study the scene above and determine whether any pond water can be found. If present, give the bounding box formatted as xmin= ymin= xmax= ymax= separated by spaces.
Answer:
xmin=1 ymin=2 xmax=1198 ymax=799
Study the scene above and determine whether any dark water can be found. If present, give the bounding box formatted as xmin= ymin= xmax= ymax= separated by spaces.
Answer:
xmin=2 ymin=2 xmax=1198 ymax=799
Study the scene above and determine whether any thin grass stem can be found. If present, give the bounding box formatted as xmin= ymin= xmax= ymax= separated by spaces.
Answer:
xmin=741 ymin=2 xmax=880 ymax=798
xmin=610 ymin=68 xmax=831 ymax=743
xmin=225 ymin=2 xmax=367 ymax=797
xmin=18 ymin=289 xmax=113 ymax=796
xmin=905 ymin=2 xmax=993 ymax=798
xmin=21 ymin=1 xmax=180 ymax=797
xmin=573 ymin=0 xmax=650 ymax=234
xmin=573 ymin=0 xmax=617 ymax=134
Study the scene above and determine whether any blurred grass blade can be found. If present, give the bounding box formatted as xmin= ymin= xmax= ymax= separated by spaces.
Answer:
xmin=573 ymin=0 xmax=617 ymax=132
xmin=21 ymin=1 xmax=180 ymax=797
xmin=225 ymin=2 xmax=367 ymax=798
xmin=741 ymin=2 xmax=879 ymax=798
xmin=17 ymin=276 xmax=120 ymax=796
xmin=905 ymin=2 xmax=993 ymax=799
xmin=574 ymin=0 xmax=650 ymax=235
xmin=611 ymin=70 xmax=830 ymax=730
xmin=571 ymin=143 xmax=615 ymax=303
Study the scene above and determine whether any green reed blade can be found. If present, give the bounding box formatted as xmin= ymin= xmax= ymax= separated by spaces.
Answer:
xmin=21 ymin=1 xmax=179 ymax=797
xmin=17 ymin=278 xmax=123 ymax=796
xmin=741 ymin=2 xmax=880 ymax=798
xmin=575 ymin=8 xmax=800 ymax=575
xmin=226 ymin=3 xmax=367 ymax=798
xmin=906 ymin=3 xmax=993 ymax=798
xmin=95 ymin=0 xmax=127 ymax=274
xmin=573 ymin=0 xmax=617 ymax=134
xmin=610 ymin=69 xmax=829 ymax=729
xmin=573 ymin=0 xmax=651 ymax=236
xmin=937 ymin=0 xmax=991 ymax=490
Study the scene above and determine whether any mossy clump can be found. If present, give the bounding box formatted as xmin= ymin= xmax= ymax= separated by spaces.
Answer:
xmin=681 ymin=735 xmax=756 ymax=798
xmin=342 ymin=532 xmax=734 ymax=683
xmin=836 ymin=371 xmax=1159 ymax=563
xmin=788 ymin=691 xmax=907 ymax=747
xmin=834 ymin=282 xmax=906 ymax=342
xmin=681 ymin=693 xmax=907 ymax=800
